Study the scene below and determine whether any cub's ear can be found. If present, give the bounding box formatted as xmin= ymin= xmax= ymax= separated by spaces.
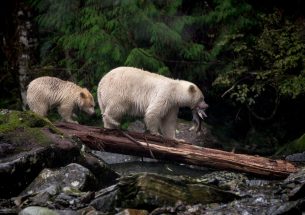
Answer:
xmin=80 ymin=91 xmax=86 ymax=98
xmin=188 ymin=85 xmax=196 ymax=93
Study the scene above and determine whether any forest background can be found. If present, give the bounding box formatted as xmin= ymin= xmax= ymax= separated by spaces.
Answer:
xmin=0 ymin=0 xmax=305 ymax=155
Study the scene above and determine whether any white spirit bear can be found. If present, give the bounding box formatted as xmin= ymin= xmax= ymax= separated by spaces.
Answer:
xmin=97 ymin=67 xmax=208 ymax=139
xmin=27 ymin=76 xmax=95 ymax=123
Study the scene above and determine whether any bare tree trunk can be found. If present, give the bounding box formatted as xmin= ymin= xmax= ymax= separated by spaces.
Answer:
xmin=15 ymin=1 xmax=37 ymax=110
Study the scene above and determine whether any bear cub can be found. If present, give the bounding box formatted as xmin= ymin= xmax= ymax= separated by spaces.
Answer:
xmin=27 ymin=76 xmax=95 ymax=124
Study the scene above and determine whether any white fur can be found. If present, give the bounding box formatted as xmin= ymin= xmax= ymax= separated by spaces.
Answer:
xmin=27 ymin=76 xmax=95 ymax=123
xmin=97 ymin=67 xmax=204 ymax=139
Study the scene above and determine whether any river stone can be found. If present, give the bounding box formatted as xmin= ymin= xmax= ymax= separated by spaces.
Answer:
xmin=21 ymin=163 xmax=97 ymax=196
xmin=77 ymin=152 xmax=119 ymax=189
xmin=281 ymin=167 xmax=305 ymax=200
xmin=116 ymin=208 xmax=149 ymax=215
xmin=19 ymin=206 xmax=59 ymax=215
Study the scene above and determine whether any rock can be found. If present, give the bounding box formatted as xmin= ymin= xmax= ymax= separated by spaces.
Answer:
xmin=0 ymin=110 xmax=118 ymax=199
xmin=90 ymin=173 xmax=241 ymax=212
xmin=193 ymin=171 xmax=248 ymax=192
xmin=21 ymin=163 xmax=97 ymax=195
xmin=285 ymin=151 xmax=305 ymax=162
xmin=19 ymin=206 xmax=80 ymax=215
xmin=0 ymin=110 xmax=80 ymax=198
xmin=116 ymin=208 xmax=149 ymax=215
xmin=90 ymin=185 xmax=118 ymax=212
xmin=267 ymin=199 xmax=305 ymax=215
xmin=0 ymin=198 xmax=17 ymax=214
xmin=280 ymin=167 xmax=305 ymax=201
xmin=19 ymin=206 xmax=58 ymax=215
xmin=0 ymin=142 xmax=15 ymax=156
xmin=14 ymin=164 xmax=98 ymax=211
xmin=77 ymin=152 xmax=119 ymax=188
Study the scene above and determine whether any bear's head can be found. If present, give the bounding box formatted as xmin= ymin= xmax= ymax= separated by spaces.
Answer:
xmin=187 ymin=84 xmax=208 ymax=121
xmin=188 ymin=85 xmax=208 ymax=109
xmin=79 ymin=88 xmax=95 ymax=115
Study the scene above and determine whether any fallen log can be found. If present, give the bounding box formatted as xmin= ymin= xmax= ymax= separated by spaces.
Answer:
xmin=55 ymin=122 xmax=298 ymax=179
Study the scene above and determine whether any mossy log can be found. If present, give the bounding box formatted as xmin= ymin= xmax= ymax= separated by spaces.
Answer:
xmin=56 ymin=122 xmax=298 ymax=179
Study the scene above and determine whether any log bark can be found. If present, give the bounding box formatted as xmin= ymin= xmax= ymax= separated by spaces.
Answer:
xmin=55 ymin=122 xmax=298 ymax=179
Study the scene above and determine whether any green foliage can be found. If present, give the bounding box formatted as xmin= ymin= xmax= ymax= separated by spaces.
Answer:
xmin=276 ymin=133 xmax=305 ymax=155
xmin=31 ymin=0 xmax=218 ymax=85
xmin=214 ymin=10 xmax=305 ymax=106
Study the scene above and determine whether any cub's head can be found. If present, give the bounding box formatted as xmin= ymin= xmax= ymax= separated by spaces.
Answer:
xmin=79 ymin=88 xmax=95 ymax=115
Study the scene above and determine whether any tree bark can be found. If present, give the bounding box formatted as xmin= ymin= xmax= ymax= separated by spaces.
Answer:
xmin=0 ymin=0 xmax=37 ymax=110
xmin=15 ymin=1 xmax=37 ymax=110
xmin=55 ymin=122 xmax=298 ymax=179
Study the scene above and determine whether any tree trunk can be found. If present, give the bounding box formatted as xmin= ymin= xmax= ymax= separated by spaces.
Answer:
xmin=0 ymin=0 xmax=38 ymax=110
xmin=15 ymin=1 xmax=37 ymax=110
xmin=55 ymin=122 xmax=298 ymax=179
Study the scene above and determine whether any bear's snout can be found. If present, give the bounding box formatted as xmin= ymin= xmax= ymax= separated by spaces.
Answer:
xmin=197 ymin=100 xmax=208 ymax=110
xmin=83 ymin=107 xmax=95 ymax=115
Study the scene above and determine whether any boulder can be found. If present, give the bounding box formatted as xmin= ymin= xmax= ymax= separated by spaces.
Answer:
xmin=0 ymin=110 xmax=80 ymax=198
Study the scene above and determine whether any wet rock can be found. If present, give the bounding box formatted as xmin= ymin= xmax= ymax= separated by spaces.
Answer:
xmin=19 ymin=206 xmax=58 ymax=215
xmin=19 ymin=206 xmax=80 ymax=215
xmin=90 ymin=172 xmax=241 ymax=212
xmin=149 ymin=175 xmax=282 ymax=214
xmin=0 ymin=110 xmax=80 ymax=198
xmin=0 ymin=142 xmax=15 ymax=156
xmin=0 ymin=198 xmax=17 ymax=214
xmin=77 ymin=206 xmax=100 ymax=214
xmin=193 ymin=171 xmax=248 ymax=192
xmin=90 ymin=185 xmax=118 ymax=212
xmin=280 ymin=167 xmax=305 ymax=200
xmin=116 ymin=208 xmax=149 ymax=215
xmin=285 ymin=151 xmax=305 ymax=162
xmin=21 ymin=163 xmax=97 ymax=195
xmin=267 ymin=199 xmax=305 ymax=215
xmin=13 ymin=164 xmax=98 ymax=211
xmin=110 ymin=160 xmax=209 ymax=177
xmin=77 ymin=152 xmax=119 ymax=188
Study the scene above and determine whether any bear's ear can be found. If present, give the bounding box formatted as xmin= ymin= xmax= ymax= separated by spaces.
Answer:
xmin=188 ymin=85 xmax=196 ymax=94
xmin=80 ymin=91 xmax=86 ymax=98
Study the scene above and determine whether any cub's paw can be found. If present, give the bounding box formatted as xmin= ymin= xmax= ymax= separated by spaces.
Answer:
xmin=174 ymin=138 xmax=186 ymax=143
xmin=65 ymin=119 xmax=79 ymax=124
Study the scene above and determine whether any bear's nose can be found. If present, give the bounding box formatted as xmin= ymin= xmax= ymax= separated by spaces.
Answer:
xmin=198 ymin=101 xmax=208 ymax=109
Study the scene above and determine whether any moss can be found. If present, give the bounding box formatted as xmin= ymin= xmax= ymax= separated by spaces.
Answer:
xmin=0 ymin=110 xmax=62 ymax=148
xmin=0 ymin=109 xmax=60 ymax=134
xmin=276 ymin=133 xmax=305 ymax=155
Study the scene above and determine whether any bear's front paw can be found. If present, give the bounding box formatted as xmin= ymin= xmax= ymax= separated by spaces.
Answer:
xmin=189 ymin=125 xmax=196 ymax=131
xmin=174 ymin=138 xmax=186 ymax=143
xmin=147 ymin=130 xmax=161 ymax=137
xmin=65 ymin=119 xmax=79 ymax=124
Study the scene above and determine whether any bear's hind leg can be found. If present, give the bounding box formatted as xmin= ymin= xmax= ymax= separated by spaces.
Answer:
xmin=29 ymin=103 xmax=48 ymax=117
xmin=102 ymin=106 xmax=124 ymax=129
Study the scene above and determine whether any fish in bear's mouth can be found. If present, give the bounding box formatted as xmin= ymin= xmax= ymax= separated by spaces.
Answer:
xmin=191 ymin=101 xmax=208 ymax=133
